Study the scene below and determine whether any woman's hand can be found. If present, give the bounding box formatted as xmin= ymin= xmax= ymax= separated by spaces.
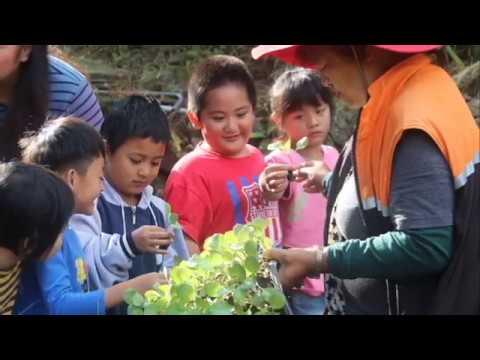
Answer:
xmin=265 ymin=247 xmax=328 ymax=290
xmin=293 ymin=160 xmax=332 ymax=194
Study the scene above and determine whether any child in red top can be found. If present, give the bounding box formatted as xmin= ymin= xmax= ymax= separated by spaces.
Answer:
xmin=165 ymin=55 xmax=281 ymax=253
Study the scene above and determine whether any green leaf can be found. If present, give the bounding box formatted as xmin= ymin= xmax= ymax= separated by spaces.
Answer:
xmin=183 ymin=309 xmax=202 ymax=315
xmin=267 ymin=142 xmax=282 ymax=152
xmin=144 ymin=290 xmax=162 ymax=304
xmin=203 ymin=252 xmax=225 ymax=267
xmin=228 ymin=262 xmax=246 ymax=282
xmin=153 ymin=284 xmax=171 ymax=302
xmin=207 ymin=301 xmax=234 ymax=315
xmin=124 ymin=288 xmax=138 ymax=305
xmin=171 ymin=266 xmax=194 ymax=284
xmin=204 ymin=234 xmax=222 ymax=252
xmin=245 ymin=256 xmax=260 ymax=275
xmin=173 ymin=283 xmax=195 ymax=304
xmin=267 ymin=140 xmax=291 ymax=152
xmin=236 ymin=228 xmax=251 ymax=244
xmin=194 ymin=298 xmax=211 ymax=314
xmin=166 ymin=303 xmax=187 ymax=315
xmin=295 ymin=137 xmax=310 ymax=151
xmin=164 ymin=202 xmax=181 ymax=229
xmin=127 ymin=292 xmax=145 ymax=308
xmin=128 ymin=306 xmax=144 ymax=315
xmin=245 ymin=240 xmax=258 ymax=257
xmin=262 ymin=288 xmax=287 ymax=310
xmin=233 ymin=287 xmax=249 ymax=306
xmin=251 ymin=218 xmax=269 ymax=233
xmin=143 ymin=303 xmax=165 ymax=315
xmin=256 ymin=309 xmax=274 ymax=315
xmin=223 ymin=230 xmax=237 ymax=244
xmin=169 ymin=213 xmax=181 ymax=228
xmin=164 ymin=202 xmax=172 ymax=216
xmin=204 ymin=283 xmax=225 ymax=298
xmin=252 ymin=294 xmax=265 ymax=308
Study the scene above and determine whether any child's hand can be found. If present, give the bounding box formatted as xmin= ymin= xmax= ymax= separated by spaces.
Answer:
xmin=138 ymin=272 xmax=169 ymax=290
xmin=259 ymin=164 xmax=292 ymax=200
xmin=132 ymin=226 xmax=174 ymax=255
xmin=107 ymin=272 xmax=169 ymax=308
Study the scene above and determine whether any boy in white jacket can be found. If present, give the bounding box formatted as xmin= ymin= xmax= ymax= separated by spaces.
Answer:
xmin=70 ymin=96 xmax=189 ymax=313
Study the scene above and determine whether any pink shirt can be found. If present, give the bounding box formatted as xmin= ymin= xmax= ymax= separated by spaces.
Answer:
xmin=265 ymin=145 xmax=339 ymax=297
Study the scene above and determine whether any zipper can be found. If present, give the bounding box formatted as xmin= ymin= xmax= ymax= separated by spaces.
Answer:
xmin=132 ymin=207 xmax=137 ymax=225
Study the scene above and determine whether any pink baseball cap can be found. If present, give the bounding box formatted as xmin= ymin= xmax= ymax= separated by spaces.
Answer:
xmin=251 ymin=45 xmax=444 ymax=68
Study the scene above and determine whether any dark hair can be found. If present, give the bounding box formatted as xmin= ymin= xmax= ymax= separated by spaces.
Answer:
xmin=0 ymin=46 xmax=49 ymax=161
xmin=102 ymin=95 xmax=171 ymax=154
xmin=270 ymin=68 xmax=335 ymax=118
xmin=19 ymin=117 xmax=105 ymax=174
xmin=188 ymin=55 xmax=257 ymax=115
xmin=0 ymin=162 xmax=74 ymax=260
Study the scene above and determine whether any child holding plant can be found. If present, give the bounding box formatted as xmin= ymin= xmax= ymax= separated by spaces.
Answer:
xmin=70 ymin=96 xmax=190 ymax=314
xmin=259 ymin=69 xmax=339 ymax=315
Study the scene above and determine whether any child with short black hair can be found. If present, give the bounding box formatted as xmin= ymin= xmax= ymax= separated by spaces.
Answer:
xmin=16 ymin=117 xmax=165 ymax=315
xmin=165 ymin=55 xmax=281 ymax=254
xmin=0 ymin=162 xmax=74 ymax=315
xmin=70 ymin=96 xmax=189 ymax=314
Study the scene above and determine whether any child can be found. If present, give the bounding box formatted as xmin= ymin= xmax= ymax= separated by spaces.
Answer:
xmin=70 ymin=95 xmax=189 ymax=314
xmin=15 ymin=117 xmax=165 ymax=315
xmin=259 ymin=69 xmax=339 ymax=315
xmin=0 ymin=162 xmax=74 ymax=315
xmin=165 ymin=55 xmax=281 ymax=254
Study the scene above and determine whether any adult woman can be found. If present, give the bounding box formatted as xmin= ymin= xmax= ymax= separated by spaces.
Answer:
xmin=253 ymin=45 xmax=480 ymax=315
xmin=0 ymin=45 xmax=103 ymax=161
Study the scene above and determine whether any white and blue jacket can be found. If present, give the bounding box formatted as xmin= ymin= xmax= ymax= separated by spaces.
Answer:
xmin=70 ymin=180 xmax=190 ymax=291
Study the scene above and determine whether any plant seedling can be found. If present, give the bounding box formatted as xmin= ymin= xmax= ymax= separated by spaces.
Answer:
xmin=295 ymin=137 xmax=310 ymax=151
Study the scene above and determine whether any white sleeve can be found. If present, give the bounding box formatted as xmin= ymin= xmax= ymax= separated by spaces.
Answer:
xmin=70 ymin=211 xmax=135 ymax=288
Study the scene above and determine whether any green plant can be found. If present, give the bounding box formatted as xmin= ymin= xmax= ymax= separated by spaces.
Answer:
xmin=164 ymin=203 xmax=181 ymax=230
xmin=124 ymin=218 xmax=289 ymax=315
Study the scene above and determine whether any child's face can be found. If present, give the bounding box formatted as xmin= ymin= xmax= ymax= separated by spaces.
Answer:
xmin=281 ymin=102 xmax=331 ymax=148
xmin=72 ymin=156 xmax=105 ymax=215
xmin=198 ymin=83 xmax=255 ymax=157
xmin=106 ymin=137 xmax=166 ymax=204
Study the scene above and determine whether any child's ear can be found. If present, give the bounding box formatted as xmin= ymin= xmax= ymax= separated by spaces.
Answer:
xmin=187 ymin=112 xmax=202 ymax=130
xmin=62 ymin=169 xmax=77 ymax=190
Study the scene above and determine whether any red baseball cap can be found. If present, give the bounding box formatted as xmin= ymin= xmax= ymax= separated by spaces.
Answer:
xmin=251 ymin=45 xmax=444 ymax=68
